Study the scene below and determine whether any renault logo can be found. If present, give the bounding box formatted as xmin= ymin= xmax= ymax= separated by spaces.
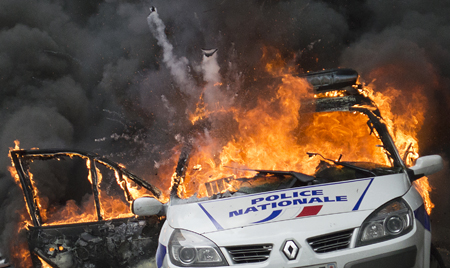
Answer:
xmin=282 ymin=240 xmax=299 ymax=260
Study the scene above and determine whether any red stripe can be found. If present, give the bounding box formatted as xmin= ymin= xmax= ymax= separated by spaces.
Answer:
xmin=296 ymin=205 xmax=323 ymax=217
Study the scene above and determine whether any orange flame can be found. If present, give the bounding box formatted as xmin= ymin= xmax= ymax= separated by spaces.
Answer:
xmin=37 ymin=256 xmax=52 ymax=268
xmin=7 ymin=213 xmax=33 ymax=267
xmin=181 ymin=82 xmax=389 ymax=198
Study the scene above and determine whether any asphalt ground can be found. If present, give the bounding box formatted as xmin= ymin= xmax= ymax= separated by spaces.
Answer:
xmin=437 ymin=248 xmax=450 ymax=267
xmin=429 ymin=162 xmax=450 ymax=268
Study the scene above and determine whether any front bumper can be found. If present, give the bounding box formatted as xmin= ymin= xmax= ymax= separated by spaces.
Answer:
xmin=159 ymin=209 xmax=427 ymax=268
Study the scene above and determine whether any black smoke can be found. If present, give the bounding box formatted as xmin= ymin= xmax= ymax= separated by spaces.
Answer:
xmin=1 ymin=0 xmax=450 ymax=265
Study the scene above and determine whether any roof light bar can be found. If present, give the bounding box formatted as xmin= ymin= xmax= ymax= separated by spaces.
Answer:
xmin=303 ymin=68 xmax=359 ymax=93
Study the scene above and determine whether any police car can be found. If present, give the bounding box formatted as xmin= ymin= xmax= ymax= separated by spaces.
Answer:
xmin=132 ymin=69 xmax=445 ymax=268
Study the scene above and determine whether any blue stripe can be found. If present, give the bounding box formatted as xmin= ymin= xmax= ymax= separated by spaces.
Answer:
xmin=253 ymin=210 xmax=282 ymax=223
xmin=352 ymin=178 xmax=374 ymax=211
xmin=414 ymin=204 xmax=431 ymax=231
xmin=156 ymin=243 xmax=166 ymax=268
xmin=198 ymin=203 xmax=224 ymax=230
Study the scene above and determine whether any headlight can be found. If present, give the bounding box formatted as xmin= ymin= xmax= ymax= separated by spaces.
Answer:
xmin=168 ymin=229 xmax=228 ymax=267
xmin=356 ymin=198 xmax=413 ymax=247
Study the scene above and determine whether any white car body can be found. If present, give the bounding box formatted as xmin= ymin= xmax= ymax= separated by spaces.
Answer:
xmin=154 ymin=172 xmax=431 ymax=268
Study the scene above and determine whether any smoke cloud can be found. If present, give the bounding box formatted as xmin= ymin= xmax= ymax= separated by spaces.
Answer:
xmin=1 ymin=0 xmax=450 ymax=264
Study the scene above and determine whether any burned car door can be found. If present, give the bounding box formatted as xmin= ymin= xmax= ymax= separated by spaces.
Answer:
xmin=10 ymin=149 xmax=164 ymax=268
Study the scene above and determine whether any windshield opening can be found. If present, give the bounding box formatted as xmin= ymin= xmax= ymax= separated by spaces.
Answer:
xmin=171 ymin=110 xmax=400 ymax=204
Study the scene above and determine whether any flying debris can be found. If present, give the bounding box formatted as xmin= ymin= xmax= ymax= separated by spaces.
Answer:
xmin=202 ymin=48 xmax=218 ymax=58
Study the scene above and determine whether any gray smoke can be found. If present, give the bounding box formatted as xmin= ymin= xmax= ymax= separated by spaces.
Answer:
xmin=1 ymin=0 xmax=450 ymax=265
xmin=147 ymin=8 xmax=198 ymax=98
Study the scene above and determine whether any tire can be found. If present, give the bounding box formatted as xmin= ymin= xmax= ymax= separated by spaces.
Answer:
xmin=431 ymin=243 xmax=446 ymax=268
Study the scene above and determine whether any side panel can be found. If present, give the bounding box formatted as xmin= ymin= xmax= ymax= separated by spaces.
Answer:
xmin=403 ymin=185 xmax=431 ymax=268
xmin=157 ymin=222 xmax=173 ymax=268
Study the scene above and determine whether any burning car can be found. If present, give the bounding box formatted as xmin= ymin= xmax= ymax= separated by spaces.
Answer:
xmin=9 ymin=149 xmax=164 ymax=267
xmin=9 ymin=69 xmax=445 ymax=268
xmin=130 ymin=69 xmax=446 ymax=268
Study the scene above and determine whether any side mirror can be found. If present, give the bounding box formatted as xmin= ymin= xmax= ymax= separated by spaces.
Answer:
xmin=408 ymin=155 xmax=443 ymax=181
xmin=132 ymin=197 xmax=164 ymax=216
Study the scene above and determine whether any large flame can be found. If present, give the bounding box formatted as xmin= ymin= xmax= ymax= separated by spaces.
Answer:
xmin=174 ymin=50 xmax=434 ymax=213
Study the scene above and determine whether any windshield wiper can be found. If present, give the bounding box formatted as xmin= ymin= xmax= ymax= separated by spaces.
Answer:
xmin=223 ymin=166 xmax=315 ymax=184
xmin=252 ymin=169 xmax=315 ymax=183
xmin=307 ymin=152 xmax=377 ymax=177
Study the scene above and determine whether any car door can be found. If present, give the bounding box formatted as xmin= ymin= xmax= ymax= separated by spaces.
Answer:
xmin=10 ymin=149 xmax=164 ymax=268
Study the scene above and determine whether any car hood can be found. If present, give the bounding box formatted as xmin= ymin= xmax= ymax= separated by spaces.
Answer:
xmin=166 ymin=174 xmax=411 ymax=234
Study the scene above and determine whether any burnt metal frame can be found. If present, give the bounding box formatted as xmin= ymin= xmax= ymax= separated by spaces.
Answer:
xmin=10 ymin=149 xmax=162 ymax=227
xmin=354 ymin=106 xmax=405 ymax=169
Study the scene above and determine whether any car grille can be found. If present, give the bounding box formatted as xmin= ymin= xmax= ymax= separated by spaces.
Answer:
xmin=226 ymin=244 xmax=273 ymax=264
xmin=307 ymin=229 xmax=354 ymax=253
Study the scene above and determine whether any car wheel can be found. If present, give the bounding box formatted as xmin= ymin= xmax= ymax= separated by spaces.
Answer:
xmin=431 ymin=243 xmax=446 ymax=268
